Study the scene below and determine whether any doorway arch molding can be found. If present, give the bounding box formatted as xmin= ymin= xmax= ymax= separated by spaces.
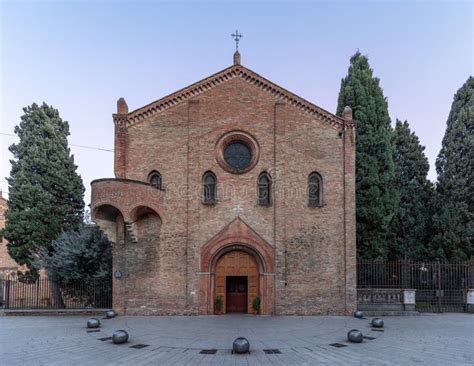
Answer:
xmin=200 ymin=217 xmax=275 ymax=273
xmin=198 ymin=217 xmax=275 ymax=315
xmin=210 ymin=243 xmax=266 ymax=275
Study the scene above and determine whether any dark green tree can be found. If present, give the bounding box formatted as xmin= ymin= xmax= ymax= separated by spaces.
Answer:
xmin=336 ymin=51 xmax=397 ymax=259
xmin=31 ymin=225 xmax=112 ymax=308
xmin=32 ymin=225 xmax=112 ymax=281
xmin=430 ymin=77 xmax=473 ymax=260
xmin=390 ymin=119 xmax=434 ymax=260
xmin=3 ymin=103 xmax=85 ymax=272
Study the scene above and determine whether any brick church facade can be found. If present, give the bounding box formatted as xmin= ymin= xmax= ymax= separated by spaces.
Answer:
xmin=90 ymin=52 xmax=356 ymax=315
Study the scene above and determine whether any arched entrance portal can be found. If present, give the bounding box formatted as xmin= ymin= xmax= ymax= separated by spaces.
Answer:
xmin=215 ymin=250 xmax=259 ymax=314
xmin=199 ymin=217 xmax=275 ymax=315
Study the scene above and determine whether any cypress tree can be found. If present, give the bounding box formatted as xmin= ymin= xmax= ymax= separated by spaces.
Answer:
xmin=3 ymin=103 xmax=85 ymax=271
xmin=336 ymin=51 xmax=397 ymax=259
xmin=431 ymin=77 xmax=473 ymax=260
xmin=390 ymin=119 xmax=433 ymax=260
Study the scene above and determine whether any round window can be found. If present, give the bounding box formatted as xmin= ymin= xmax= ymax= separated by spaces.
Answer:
xmin=215 ymin=131 xmax=260 ymax=174
xmin=223 ymin=141 xmax=252 ymax=171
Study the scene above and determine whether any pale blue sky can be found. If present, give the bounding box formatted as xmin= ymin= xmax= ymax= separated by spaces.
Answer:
xmin=1 ymin=1 xmax=472 ymax=205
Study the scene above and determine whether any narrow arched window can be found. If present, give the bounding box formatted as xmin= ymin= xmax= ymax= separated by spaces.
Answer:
xmin=148 ymin=171 xmax=162 ymax=189
xmin=203 ymin=171 xmax=217 ymax=204
xmin=258 ymin=172 xmax=271 ymax=206
xmin=308 ymin=172 xmax=323 ymax=207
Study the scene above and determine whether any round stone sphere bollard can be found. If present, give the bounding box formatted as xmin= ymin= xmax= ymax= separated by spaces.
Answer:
xmin=112 ymin=330 xmax=129 ymax=344
xmin=354 ymin=311 xmax=364 ymax=319
xmin=347 ymin=329 xmax=363 ymax=343
xmin=106 ymin=310 xmax=117 ymax=319
xmin=232 ymin=337 xmax=250 ymax=354
xmin=371 ymin=318 xmax=384 ymax=328
xmin=87 ymin=318 xmax=101 ymax=329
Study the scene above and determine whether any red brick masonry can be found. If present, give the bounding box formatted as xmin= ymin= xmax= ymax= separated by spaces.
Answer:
xmin=91 ymin=57 xmax=356 ymax=315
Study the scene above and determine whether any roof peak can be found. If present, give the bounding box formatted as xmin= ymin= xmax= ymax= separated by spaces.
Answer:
xmin=233 ymin=51 xmax=241 ymax=65
xmin=116 ymin=63 xmax=346 ymax=130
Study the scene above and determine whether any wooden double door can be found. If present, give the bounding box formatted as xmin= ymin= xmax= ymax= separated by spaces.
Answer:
xmin=226 ymin=276 xmax=248 ymax=313
xmin=215 ymin=250 xmax=259 ymax=314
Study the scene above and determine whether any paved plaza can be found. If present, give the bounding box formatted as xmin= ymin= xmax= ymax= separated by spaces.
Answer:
xmin=0 ymin=313 xmax=473 ymax=365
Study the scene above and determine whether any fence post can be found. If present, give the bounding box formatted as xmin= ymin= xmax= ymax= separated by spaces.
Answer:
xmin=437 ymin=260 xmax=442 ymax=313
xmin=5 ymin=278 xmax=10 ymax=309
xmin=400 ymin=259 xmax=412 ymax=289
xmin=403 ymin=289 xmax=416 ymax=311
xmin=467 ymin=258 xmax=474 ymax=313
xmin=468 ymin=257 xmax=474 ymax=288
xmin=35 ymin=279 xmax=40 ymax=309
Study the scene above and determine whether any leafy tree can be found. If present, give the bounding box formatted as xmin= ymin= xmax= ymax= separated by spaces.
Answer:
xmin=32 ymin=225 xmax=112 ymax=280
xmin=31 ymin=225 xmax=112 ymax=308
xmin=2 ymin=103 xmax=85 ymax=272
xmin=430 ymin=77 xmax=473 ymax=260
xmin=337 ymin=51 xmax=397 ymax=259
xmin=390 ymin=119 xmax=434 ymax=260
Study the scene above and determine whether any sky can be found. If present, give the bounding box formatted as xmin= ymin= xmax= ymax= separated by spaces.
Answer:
xmin=1 ymin=1 xmax=472 ymax=206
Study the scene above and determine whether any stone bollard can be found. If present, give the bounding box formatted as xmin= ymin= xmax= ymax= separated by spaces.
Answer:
xmin=232 ymin=337 xmax=250 ymax=354
xmin=112 ymin=330 xmax=129 ymax=344
xmin=87 ymin=318 xmax=101 ymax=329
xmin=347 ymin=329 xmax=363 ymax=343
xmin=371 ymin=318 xmax=384 ymax=328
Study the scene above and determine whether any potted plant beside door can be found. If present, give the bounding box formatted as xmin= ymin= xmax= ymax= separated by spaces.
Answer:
xmin=215 ymin=295 xmax=223 ymax=315
xmin=252 ymin=297 xmax=261 ymax=315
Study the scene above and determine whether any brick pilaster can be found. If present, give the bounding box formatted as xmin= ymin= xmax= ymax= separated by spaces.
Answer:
xmin=343 ymin=106 xmax=357 ymax=314
xmin=113 ymin=98 xmax=128 ymax=178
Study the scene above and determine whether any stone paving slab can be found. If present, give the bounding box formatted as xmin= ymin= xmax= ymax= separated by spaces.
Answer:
xmin=0 ymin=314 xmax=473 ymax=365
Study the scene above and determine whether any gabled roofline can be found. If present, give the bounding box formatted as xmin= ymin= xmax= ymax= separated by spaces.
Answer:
xmin=115 ymin=64 xmax=346 ymax=129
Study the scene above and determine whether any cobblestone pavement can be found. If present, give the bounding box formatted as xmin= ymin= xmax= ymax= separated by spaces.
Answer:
xmin=0 ymin=313 xmax=473 ymax=365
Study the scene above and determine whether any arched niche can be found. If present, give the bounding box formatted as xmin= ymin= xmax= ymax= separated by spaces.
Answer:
xmin=129 ymin=205 xmax=162 ymax=242
xmin=93 ymin=204 xmax=123 ymax=243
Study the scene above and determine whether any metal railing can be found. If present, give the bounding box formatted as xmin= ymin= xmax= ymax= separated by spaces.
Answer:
xmin=357 ymin=259 xmax=473 ymax=313
xmin=0 ymin=277 xmax=112 ymax=310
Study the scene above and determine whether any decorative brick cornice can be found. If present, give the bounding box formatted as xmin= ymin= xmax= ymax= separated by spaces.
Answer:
xmin=345 ymin=121 xmax=357 ymax=129
xmin=91 ymin=178 xmax=163 ymax=190
xmin=113 ymin=114 xmax=128 ymax=127
xmin=120 ymin=64 xmax=346 ymax=129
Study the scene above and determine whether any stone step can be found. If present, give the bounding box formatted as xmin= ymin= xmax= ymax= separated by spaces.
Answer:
xmin=359 ymin=310 xmax=420 ymax=316
xmin=3 ymin=308 xmax=110 ymax=316
xmin=124 ymin=222 xmax=138 ymax=243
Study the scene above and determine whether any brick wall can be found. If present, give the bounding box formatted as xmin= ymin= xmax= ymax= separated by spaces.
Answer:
xmin=93 ymin=62 xmax=356 ymax=315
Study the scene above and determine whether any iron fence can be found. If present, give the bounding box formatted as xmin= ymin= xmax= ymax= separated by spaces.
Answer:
xmin=0 ymin=277 xmax=112 ymax=310
xmin=357 ymin=259 xmax=473 ymax=313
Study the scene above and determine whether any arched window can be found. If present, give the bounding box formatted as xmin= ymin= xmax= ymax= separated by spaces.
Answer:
xmin=308 ymin=172 xmax=323 ymax=207
xmin=258 ymin=172 xmax=271 ymax=206
xmin=203 ymin=171 xmax=217 ymax=204
xmin=148 ymin=171 xmax=162 ymax=189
